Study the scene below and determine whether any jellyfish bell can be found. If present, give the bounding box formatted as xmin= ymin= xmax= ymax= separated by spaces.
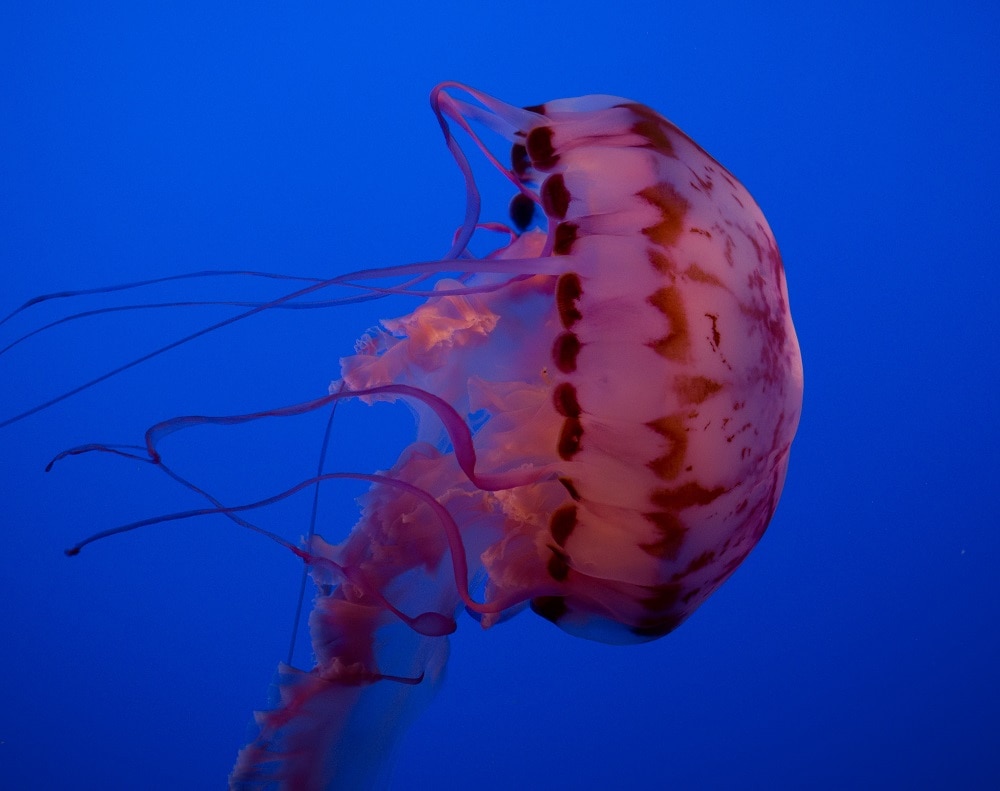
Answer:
xmin=3 ymin=83 xmax=802 ymax=790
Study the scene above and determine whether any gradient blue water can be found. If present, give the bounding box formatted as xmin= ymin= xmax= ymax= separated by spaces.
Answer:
xmin=2 ymin=3 xmax=997 ymax=789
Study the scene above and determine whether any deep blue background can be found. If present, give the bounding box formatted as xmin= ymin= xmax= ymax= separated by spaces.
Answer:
xmin=2 ymin=2 xmax=997 ymax=789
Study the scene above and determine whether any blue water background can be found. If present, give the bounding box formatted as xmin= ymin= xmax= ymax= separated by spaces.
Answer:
xmin=2 ymin=2 xmax=997 ymax=788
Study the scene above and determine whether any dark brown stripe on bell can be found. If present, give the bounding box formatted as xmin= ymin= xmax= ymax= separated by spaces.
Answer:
xmin=648 ymin=249 xmax=677 ymax=274
xmin=553 ymin=381 xmax=581 ymax=417
xmin=639 ymin=183 xmax=689 ymax=248
xmin=685 ymin=550 xmax=716 ymax=573
xmin=541 ymin=173 xmax=570 ymax=219
xmin=526 ymin=126 xmax=559 ymax=171
xmin=645 ymin=414 xmax=687 ymax=480
xmin=549 ymin=504 xmax=577 ymax=546
xmin=553 ymin=222 xmax=578 ymax=255
xmin=614 ymin=102 xmax=677 ymax=157
xmin=556 ymin=272 xmax=583 ymax=328
xmin=684 ymin=262 xmax=723 ymax=286
xmin=647 ymin=286 xmax=690 ymax=361
xmin=631 ymin=117 xmax=675 ymax=155
xmin=639 ymin=511 xmax=686 ymax=560
xmin=552 ymin=331 xmax=581 ymax=373
xmin=673 ymin=375 xmax=722 ymax=405
xmin=651 ymin=482 xmax=727 ymax=510
xmin=557 ymin=417 xmax=583 ymax=460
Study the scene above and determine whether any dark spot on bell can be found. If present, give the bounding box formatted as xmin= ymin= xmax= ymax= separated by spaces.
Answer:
xmin=552 ymin=382 xmax=581 ymax=417
xmin=547 ymin=547 xmax=570 ymax=581
xmin=549 ymin=504 xmax=577 ymax=546
xmin=558 ymin=477 xmax=582 ymax=501
xmin=508 ymin=193 xmax=536 ymax=232
xmin=553 ymin=222 xmax=578 ymax=255
xmin=557 ymin=417 xmax=584 ymax=460
xmin=510 ymin=143 xmax=531 ymax=178
xmin=552 ymin=332 xmax=581 ymax=373
xmin=541 ymin=173 xmax=570 ymax=219
xmin=526 ymin=126 xmax=558 ymax=171
xmin=556 ymin=272 xmax=583 ymax=328
xmin=531 ymin=596 xmax=568 ymax=623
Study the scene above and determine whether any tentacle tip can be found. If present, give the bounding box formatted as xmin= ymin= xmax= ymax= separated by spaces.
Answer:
xmin=64 ymin=546 xmax=81 ymax=557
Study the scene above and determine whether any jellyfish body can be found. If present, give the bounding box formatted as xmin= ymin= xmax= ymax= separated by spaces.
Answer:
xmin=229 ymin=84 xmax=802 ymax=789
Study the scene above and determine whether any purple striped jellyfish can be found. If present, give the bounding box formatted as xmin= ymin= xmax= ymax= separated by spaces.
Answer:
xmin=7 ymin=83 xmax=803 ymax=789
xmin=230 ymin=84 xmax=802 ymax=788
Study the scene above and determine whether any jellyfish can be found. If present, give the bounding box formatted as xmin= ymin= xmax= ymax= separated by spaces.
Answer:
xmin=3 ymin=83 xmax=803 ymax=790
